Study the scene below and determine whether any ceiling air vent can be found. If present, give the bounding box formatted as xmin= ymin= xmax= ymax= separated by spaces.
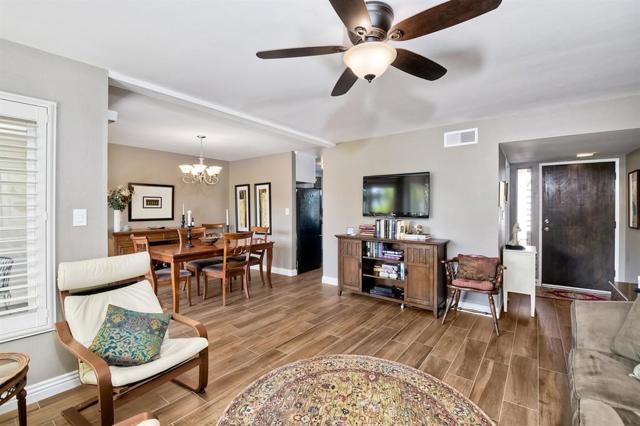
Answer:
xmin=444 ymin=128 xmax=478 ymax=148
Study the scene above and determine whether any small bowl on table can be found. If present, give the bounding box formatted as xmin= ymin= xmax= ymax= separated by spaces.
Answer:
xmin=199 ymin=234 xmax=220 ymax=246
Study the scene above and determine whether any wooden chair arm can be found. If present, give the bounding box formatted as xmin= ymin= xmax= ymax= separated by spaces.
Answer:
xmin=494 ymin=265 xmax=506 ymax=290
xmin=441 ymin=259 xmax=459 ymax=284
xmin=54 ymin=321 xmax=113 ymax=389
xmin=172 ymin=314 xmax=208 ymax=339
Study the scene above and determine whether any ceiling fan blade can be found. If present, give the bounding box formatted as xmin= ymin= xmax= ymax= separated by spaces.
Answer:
xmin=331 ymin=68 xmax=358 ymax=96
xmin=391 ymin=49 xmax=447 ymax=81
xmin=328 ymin=0 xmax=371 ymax=35
xmin=257 ymin=46 xmax=347 ymax=59
xmin=389 ymin=0 xmax=501 ymax=42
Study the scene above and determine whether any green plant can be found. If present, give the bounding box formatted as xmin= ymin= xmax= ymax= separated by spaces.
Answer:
xmin=107 ymin=185 xmax=134 ymax=211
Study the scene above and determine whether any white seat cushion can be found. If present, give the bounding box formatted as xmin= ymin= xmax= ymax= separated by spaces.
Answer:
xmin=64 ymin=280 xmax=165 ymax=347
xmin=79 ymin=337 xmax=208 ymax=387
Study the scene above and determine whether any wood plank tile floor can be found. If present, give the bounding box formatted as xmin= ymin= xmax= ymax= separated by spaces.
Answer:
xmin=0 ymin=269 xmax=572 ymax=426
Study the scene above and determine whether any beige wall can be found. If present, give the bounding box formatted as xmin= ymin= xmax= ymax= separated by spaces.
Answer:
xmin=626 ymin=147 xmax=640 ymax=282
xmin=322 ymin=95 xmax=640 ymax=292
xmin=0 ymin=40 xmax=108 ymax=382
xmin=108 ymin=144 xmax=229 ymax=231
xmin=228 ymin=152 xmax=296 ymax=272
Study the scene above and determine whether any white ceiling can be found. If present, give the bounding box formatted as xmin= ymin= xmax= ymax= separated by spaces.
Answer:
xmin=2 ymin=0 xmax=640 ymax=151
xmin=108 ymin=87 xmax=311 ymax=161
xmin=501 ymin=129 xmax=640 ymax=164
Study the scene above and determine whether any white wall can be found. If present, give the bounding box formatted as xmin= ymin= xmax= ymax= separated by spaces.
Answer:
xmin=626 ymin=147 xmax=640 ymax=282
xmin=228 ymin=152 xmax=296 ymax=272
xmin=322 ymin=95 xmax=640 ymax=299
xmin=0 ymin=40 xmax=108 ymax=382
xmin=108 ymin=144 xmax=229 ymax=233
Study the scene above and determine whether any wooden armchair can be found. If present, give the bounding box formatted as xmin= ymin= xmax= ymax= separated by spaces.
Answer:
xmin=55 ymin=252 xmax=208 ymax=426
xmin=442 ymin=255 xmax=506 ymax=336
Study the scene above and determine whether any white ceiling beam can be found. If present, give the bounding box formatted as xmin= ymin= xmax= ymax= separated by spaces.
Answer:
xmin=108 ymin=70 xmax=335 ymax=148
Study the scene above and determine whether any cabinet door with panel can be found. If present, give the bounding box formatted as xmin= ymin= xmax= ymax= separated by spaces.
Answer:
xmin=338 ymin=239 xmax=361 ymax=293
xmin=405 ymin=244 xmax=435 ymax=309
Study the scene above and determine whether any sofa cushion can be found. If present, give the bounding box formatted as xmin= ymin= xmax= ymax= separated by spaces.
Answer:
xmin=79 ymin=337 xmax=208 ymax=387
xmin=452 ymin=278 xmax=494 ymax=291
xmin=575 ymin=399 xmax=640 ymax=426
xmin=572 ymin=300 xmax=633 ymax=354
xmin=64 ymin=280 xmax=165 ymax=347
xmin=612 ymin=298 xmax=640 ymax=362
xmin=89 ymin=304 xmax=171 ymax=366
xmin=456 ymin=254 xmax=499 ymax=282
xmin=569 ymin=348 xmax=640 ymax=412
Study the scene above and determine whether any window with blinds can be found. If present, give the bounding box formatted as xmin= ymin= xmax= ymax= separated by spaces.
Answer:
xmin=516 ymin=168 xmax=533 ymax=245
xmin=0 ymin=93 xmax=55 ymax=343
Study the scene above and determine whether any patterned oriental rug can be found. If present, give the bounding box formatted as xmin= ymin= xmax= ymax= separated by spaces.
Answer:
xmin=536 ymin=286 xmax=608 ymax=301
xmin=218 ymin=354 xmax=495 ymax=426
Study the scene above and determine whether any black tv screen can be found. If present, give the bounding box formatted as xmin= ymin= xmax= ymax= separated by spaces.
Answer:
xmin=363 ymin=172 xmax=430 ymax=218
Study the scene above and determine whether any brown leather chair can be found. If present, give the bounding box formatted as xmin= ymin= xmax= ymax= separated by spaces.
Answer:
xmin=201 ymin=232 xmax=253 ymax=306
xmin=441 ymin=255 xmax=506 ymax=336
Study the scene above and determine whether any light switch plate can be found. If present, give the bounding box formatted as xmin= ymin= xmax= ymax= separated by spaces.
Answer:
xmin=73 ymin=209 xmax=87 ymax=226
xmin=285 ymin=208 xmax=290 ymax=216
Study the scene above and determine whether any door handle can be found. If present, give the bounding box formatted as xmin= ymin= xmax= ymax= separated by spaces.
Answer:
xmin=544 ymin=226 xmax=550 ymax=232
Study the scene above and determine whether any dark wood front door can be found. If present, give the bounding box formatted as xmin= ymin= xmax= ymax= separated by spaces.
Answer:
xmin=541 ymin=162 xmax=616 ymax=290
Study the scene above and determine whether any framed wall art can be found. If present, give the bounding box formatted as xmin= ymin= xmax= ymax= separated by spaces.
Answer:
xmin=629 ymin=170 xmax=639 ymax=229
xmin=235 ymin=184 xmax=251 ymax=232
xmin=254 ymin=182 xmax=272 ymax=234
xmin=128 ymin=183 xmax=174 ymax=221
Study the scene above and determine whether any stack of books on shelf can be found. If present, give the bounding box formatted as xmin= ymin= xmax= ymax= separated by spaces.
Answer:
xmin=372 ymin=263 xmax=405 ymax=280
xmin=358 ymin=224 xmax=376 ymax=237
xmin=381 ymin=248 xmax=403 ymax=260
xmin=370 ymin=285 xmax=404 ymax=299
xmin=374 ymin=219 xmax=407 ymax=240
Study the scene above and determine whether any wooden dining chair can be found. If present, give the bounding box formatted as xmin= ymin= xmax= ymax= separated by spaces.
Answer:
xmin=202 ymin=223 xmax=226 ymax=233
xmin=130 ymin=235 xmax=195 ymax=306
xmin=178 ymin=226 xmax=221 ymax=296
xmin=201 ymin=232 xmax=253 ymax=306
xmin=248 ymin=226 xmax=270 ymax=287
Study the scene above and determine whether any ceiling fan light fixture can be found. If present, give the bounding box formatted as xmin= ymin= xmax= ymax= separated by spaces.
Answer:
xmin=343 ymin=41 xmax=397 ymax=82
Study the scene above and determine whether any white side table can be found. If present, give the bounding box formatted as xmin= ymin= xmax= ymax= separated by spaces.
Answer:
xmin=503 ymin=246 xmax=536 ymax=317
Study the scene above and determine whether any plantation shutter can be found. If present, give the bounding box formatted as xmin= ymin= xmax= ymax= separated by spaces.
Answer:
xmin=0 ymin=95 xmax=54 ymax=342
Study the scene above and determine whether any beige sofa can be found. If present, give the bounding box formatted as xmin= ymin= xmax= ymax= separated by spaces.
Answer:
xmin=570 ymin=301 xmax=640 ymax=426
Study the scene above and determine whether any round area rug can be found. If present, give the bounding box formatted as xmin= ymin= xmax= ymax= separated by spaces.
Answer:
xmin=218 ymin=354 xmax=495 ymax=426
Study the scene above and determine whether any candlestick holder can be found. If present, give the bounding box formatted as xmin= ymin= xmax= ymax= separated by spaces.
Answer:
xmin=180 ymin=214 xmax=186 ymax=228
xmin=185 ymin=225 xmax=194 ymax=248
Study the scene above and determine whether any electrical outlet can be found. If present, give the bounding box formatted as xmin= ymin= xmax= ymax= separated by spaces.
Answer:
xmin=73 ymin=209 xmax=87 ymax=227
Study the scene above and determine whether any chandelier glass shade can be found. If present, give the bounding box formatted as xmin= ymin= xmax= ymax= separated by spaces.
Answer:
xmin=343 ymin=42 xmax=397 ymax=82
xmin=179 ymin=135 xmax=222 ymax=185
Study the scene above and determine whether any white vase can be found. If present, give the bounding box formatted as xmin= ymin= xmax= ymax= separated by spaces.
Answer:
xmin=113 ymin=210 xmax=123 ymax=232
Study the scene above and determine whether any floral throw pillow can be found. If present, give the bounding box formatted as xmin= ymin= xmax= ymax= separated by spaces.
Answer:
xmin=457 ymin=254 xmax=500 ymax=282
xmin=89 ymin=304 xmax=171 ymax=366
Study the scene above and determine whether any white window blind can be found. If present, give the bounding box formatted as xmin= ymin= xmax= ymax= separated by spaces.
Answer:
xmin=517 ymin=168 xmax=532 ymax=245
xmin=0 ymin=93 xmax=55 ymax=343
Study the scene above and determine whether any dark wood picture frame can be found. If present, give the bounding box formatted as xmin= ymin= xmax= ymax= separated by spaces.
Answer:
xmin=235 ymin=184 xmax=251 ymax=232
xmin=128 ymin=183 xmax=175 ymax=221
xmin=254 ymin=182 xmax=272 ymax=234
xmin=629 ymin=170 xmax=639 ymax=229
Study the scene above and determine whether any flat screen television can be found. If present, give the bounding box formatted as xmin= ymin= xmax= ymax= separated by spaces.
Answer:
xmin=363 ymin=172 xmax=430 ymax=218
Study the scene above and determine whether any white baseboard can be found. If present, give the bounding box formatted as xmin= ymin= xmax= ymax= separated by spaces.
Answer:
xmin=0 ymin=370 xmax=81 ymax=414
xmin=322 ymin=276 xmax=338 ymax=286
xmin=249 ymin=265 xmax=297 ymax=277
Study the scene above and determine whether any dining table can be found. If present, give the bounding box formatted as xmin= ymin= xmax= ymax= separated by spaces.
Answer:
xmin=149 ymin=239 xmax=275 ymax=313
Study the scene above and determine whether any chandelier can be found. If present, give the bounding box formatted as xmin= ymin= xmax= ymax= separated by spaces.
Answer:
xmin=179 ymin=135 xmax=222 ymax=185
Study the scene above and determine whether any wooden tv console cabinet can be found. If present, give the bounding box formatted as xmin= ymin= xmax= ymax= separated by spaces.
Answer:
xmin=336 ymin=234 xmax=448 ymax=318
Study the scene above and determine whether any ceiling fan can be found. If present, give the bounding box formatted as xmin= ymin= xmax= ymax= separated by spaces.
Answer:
xmin=256 ymin=0 xmax=502 ymax=96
